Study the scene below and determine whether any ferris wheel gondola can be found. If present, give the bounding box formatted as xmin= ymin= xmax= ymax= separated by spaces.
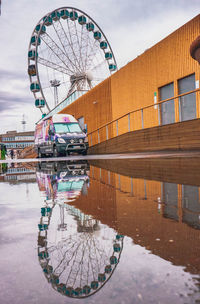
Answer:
xmin=28 ymin=7 xmax=117 ymax=115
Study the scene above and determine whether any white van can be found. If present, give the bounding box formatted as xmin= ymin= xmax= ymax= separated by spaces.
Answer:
xmin=35 ymin=114 xmax=88 ymax=157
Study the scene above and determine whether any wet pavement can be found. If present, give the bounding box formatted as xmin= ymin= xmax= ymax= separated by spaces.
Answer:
xmin=0 ymin=155 xmax=200 ymax=304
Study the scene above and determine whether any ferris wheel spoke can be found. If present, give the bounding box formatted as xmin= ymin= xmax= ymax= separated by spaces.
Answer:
xmin=79 ymin=21 xmax=85 ymax=71
xmin=52 ymin=240 xmax=79 ymax=272
xmin=52 ymin=20 xmax=81 ymax=73
xmin=65 ymin=18 xmax=82 ymax=71
xmin=39 ymin=33 xmax=74 ymax=74
xmin=87 ymin=238 xmax=97 ymax=281
xmin=90 ymin=59 xmax=106 ymax=71
xmin=69 ymin=242 xmax=86 ymax=287
xmin=73 ymin=19 xmax=84 ymax=71
xmin=78 ymin=235 xmax=91 ymax=287
xmin=91 ymin=237 xmax=101 ymax=274
xmin=38 ymin=56 xmax=71 ymax=75
xmin=85 ymin=47 xmax=98 ymax=70
xmin=54 ymin=242 xmax=81 ymax=279
xmin=89 ymin=58 xmax=108 ymax=80
xmin=65 ymin=237 xmax=87 ymax=286
xmin=83 ymin=29 xmax=92 ymax=72
xmin=84 ymin=38 xmax=100 ymax=72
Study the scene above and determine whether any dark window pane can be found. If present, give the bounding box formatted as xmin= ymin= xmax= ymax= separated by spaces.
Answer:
xmin=159 ymin=83 xmax=175 ymax=125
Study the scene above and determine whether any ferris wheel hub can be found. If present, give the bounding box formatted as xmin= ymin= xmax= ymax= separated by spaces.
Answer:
xmin=70 ymin=71 xmax=93 ymax=84
xmin=86 ymin=70 xmax=93 ymax=81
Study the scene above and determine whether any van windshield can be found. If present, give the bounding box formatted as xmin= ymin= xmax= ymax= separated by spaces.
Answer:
xmin=54 ymin=123 xmax=82 ymax=133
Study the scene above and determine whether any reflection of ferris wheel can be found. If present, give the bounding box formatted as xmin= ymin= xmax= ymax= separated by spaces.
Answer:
xmin=37 ymin=201 xmax=124 ymax=298
xmin=28 ymin=7 xmax=117 ymax=114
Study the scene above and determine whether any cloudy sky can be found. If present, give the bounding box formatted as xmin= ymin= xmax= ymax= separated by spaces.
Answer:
xmin=0 ymin=0 xmax=199 ymax=133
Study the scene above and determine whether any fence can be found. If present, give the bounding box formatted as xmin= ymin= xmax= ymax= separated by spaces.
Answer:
xmin=88 ymin=88 xmax=200 ymax=146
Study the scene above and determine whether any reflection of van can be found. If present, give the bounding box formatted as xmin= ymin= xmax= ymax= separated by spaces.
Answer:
xmin=35 ymin=114 xmax=88 ymax=157
xmin=36 ymin=160 xmax=90 ymax=202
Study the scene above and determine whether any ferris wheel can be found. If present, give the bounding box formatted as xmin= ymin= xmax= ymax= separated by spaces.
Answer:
xmin=37 ymin=201 xmax=124 ymax=298
xmin=28 ymin=7 xmax=117 ymax=115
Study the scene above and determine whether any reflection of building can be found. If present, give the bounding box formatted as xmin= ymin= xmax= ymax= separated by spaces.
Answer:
xmin=0 ymin=165 xmax=36 ymax=183
xmin=0 ymin=130 xmax=34 ymax=150
xmin=70 ymin=159 xmax=200 ymax=276
xmin=182 ymin=185 xmax=200 ymax=229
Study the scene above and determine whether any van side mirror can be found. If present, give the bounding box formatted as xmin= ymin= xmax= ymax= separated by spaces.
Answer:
xmin=83 ymin=124 xmax=87 ymax=133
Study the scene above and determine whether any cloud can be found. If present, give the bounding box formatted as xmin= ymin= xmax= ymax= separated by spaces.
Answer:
xmin=0 ymin=91 xmax=33 ymax=112
xmin=0 ymin=69 xmax=26 ymax=81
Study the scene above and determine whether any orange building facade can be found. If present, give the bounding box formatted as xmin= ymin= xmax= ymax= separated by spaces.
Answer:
xmin=60 ymin=14 xmax=200 ymax=145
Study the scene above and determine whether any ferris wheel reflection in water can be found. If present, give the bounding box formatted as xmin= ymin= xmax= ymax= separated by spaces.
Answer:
xmin=36 ymin=160 xmax=124 ymax=298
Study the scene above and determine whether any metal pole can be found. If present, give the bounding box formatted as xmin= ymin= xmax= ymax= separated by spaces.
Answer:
xmin=144 ymin=179 xmax=147 ymax=200
xmin=116 ymin=120 xmax=118 ymax=136
xmin=106 ymin=125 xmax=108 ymax=140
xmin=118 ymin=174 xmax=121 ymax=190
xmin=108 ymin=171 xmax=110 ymax=184
xmin=131 ymin=177 xmax=133 ymax=196
xmin=141 ymin=109 xmax=144 ymax=129
xmin=90 ymin=134 xmax=92 ymax=146
xmin=128 ymin=113 xmax=130 ymax=132
xmin=98 ymin=129 xmax=100 ymax=143
xmin=158 ymin=105 xmax=161 ymax=125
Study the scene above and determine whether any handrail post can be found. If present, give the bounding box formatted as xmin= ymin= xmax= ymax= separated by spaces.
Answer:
xmin=90 ymin=134 xmax=92 ymax=146
xmin=118 ymin=174 xmax=121 ymax=190
xmin=141 ymin=109 xmax=144 ymax=129
xmin=106 ymin=125 xmax=108 ymax=140
xmin=116 ymin=120 xmax=118 ymax=136
xmin=131 ymin=177 xmax=133 ymax=196
xmin=98 ymin=129 xmax=100 ymax=144
xmin=108 ymin=171 xmax=110 ymax=184
xmin=158 ymin=105 xmax=161 ymax=125
xmin=128 ymin=113 xmax=130 ymax=132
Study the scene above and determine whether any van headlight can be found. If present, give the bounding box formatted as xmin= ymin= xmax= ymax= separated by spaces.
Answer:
xmin=57 ymin=138 xmax=66 ymax=143
xmin=84 ymin=136 xmax=88 ymax=143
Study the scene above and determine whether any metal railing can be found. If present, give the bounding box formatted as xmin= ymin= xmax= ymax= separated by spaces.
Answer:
xmin=88 ymin=88 xmax=200 ymax=146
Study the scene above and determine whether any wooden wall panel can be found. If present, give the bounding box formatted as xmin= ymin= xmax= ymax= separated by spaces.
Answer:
xmin=88 ymin=119 xmax=200 ymax=155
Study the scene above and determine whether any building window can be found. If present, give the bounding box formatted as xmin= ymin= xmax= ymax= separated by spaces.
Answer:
xmin=78 ymin=116 xmax=85 ymax=130
xmin=159 ymin=82 xmax=175 ymax=125
xmin=178 ymin=73 xmax=196 ymax=122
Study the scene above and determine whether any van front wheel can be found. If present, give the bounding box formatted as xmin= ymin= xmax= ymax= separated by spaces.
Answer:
xmin=38 ymin=149 xmax=43 ymax=158
xmin=82 ymin=150 xmax=87 ymax=155
xmin=53 ymin=146 xmax=59 ymax=157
